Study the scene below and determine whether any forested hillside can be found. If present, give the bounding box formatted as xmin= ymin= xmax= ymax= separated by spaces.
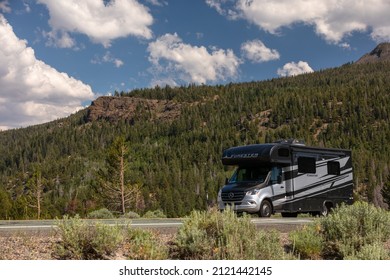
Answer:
xmin=1 ymin=61 xmax=390 ymax=219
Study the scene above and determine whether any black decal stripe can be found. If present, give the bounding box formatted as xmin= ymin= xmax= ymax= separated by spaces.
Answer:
xmin=274 ymin=181 xmax=353 ymax=204
xmin=292 ymin=174 xmax=350 ymax=197
xmin=272 ymin=172 xmax=352 ymax=201
xmin=286 ymin=181 xmax=353 ymax=204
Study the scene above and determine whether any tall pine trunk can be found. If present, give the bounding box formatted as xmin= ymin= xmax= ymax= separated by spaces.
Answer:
xmin=120 ymin=144 xmax=126 ymax=215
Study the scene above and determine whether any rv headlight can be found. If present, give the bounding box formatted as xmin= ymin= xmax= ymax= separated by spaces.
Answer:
xmin=246 ymin=188 xmax=261 ymax=196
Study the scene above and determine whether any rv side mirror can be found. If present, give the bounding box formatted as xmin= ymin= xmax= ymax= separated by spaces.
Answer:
xmin=277 ymin=175 xmax=282 ymax=184
xmin=225 ymin=178 xmax=229 ymax=185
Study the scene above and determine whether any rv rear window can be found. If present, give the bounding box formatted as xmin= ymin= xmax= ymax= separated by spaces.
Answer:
xmin=327 ymin=161 xmax=340 ymax=175
xmin=298 ymin=157 xmax=316 ymax=174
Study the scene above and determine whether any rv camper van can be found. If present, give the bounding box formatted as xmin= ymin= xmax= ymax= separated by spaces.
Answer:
xmin=217 ymin=140 xmax=354 ymax=217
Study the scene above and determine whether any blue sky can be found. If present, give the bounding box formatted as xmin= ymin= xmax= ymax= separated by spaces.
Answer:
xmin=0 ymin=0 xmax=388 ymax=130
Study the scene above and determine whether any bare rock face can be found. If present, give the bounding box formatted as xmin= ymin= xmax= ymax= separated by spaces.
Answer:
xmin=86 ymin=96 xmax=181 ymax=123
xmin=356 ymin=42 xmax=390 ymax=64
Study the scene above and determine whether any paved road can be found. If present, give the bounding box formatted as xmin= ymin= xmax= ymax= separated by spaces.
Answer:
xmin=0 ymin=217 xmax=313 ymax=235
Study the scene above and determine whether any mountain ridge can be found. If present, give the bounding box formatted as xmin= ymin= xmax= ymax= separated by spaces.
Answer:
xmin=356 ymin=42 xmax=390 ymax=64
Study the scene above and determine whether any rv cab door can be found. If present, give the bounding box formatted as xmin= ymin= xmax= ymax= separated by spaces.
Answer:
xmin=269 ymin=166 xmax=286 ymax=206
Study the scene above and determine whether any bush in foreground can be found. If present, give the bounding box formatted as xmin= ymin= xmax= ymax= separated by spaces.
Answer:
xmin=290 ymin=223 xmax=323 ymax=259
xmin=53 ymin=215 xmax=124 ymax=260
xmin=126 ymin=228 xmax=168 ymax=260
xmin=290 ymin=202 xmax=390 ymax=260
xmin=320 ymin=201 xmax=390 ymax=259
xmin=169 ymin=208 xmax=291 ymax=260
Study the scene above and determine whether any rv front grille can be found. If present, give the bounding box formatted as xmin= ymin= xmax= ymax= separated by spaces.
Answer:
xmin=221 ymin=190 xmax=245 ymax=202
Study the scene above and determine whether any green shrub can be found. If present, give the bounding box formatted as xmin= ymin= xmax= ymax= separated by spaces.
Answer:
xmin=87 ymin=208 xmax=114 ymax=219
xmin=320 ymin=201 xmax=390 ymax=259
xmin=344 ymin=242 xmax=390 ymax=260
xmin=142 ymin=209 xmax=166 ymax=219
xmin=125 ymin=228 xmax=168 ymax=260
xmin=169 ymin=208 xmax=291 ymax=260
xmin=290 ymin=223 xmax=323 ymax=259
xmin=121 ymin=211 xmax=140 ymax=219
xmin=54 ymin=215 xmax=124 ymax=259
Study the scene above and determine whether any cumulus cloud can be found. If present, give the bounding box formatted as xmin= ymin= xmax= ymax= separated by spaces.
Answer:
xmin=0 ymin=15 xmax=94 ymax=129
xmin=277 ymin=61 xmax=314 ymax=77
xmin=241 ymin=40 xmax=280 ymax=63
xmin=147 ymin=33 xmax=241 ymax=85
xmin=37 ymin=0 xmax=153 ymax=48
xmin=208 ymin=0 xmax=390 ymax=43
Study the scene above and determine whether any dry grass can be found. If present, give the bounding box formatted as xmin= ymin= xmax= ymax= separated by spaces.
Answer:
xmin=0 ymin=232 xmax=175 ymax=260
xmin=0 ymin=234 xmax=58 ymax=260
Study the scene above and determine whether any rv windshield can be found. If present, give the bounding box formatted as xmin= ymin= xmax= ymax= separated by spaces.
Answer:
xmin=229 ymin=166 xmax=270 ymax=183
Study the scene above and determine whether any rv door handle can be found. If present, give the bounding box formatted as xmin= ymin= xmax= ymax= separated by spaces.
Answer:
xmin=280 ymin=186 xmax=284 ymax=189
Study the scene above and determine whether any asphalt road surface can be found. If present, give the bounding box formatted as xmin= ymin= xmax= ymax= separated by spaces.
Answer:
xmin=0 ymin=217 xmax=313 ymax=236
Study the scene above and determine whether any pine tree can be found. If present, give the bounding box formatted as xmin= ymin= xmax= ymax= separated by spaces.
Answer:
xmin=381 ymin=174 xmax=390 ymax=209
xmin=27 ymin=168 xmax=45 ymax=219
xmin=99 ymin=136 xmax=142 ymax=214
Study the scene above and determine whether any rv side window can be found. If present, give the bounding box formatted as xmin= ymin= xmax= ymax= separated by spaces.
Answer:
xmin=298 ymin=157 xmax=316 ymax=174
xmin=327 ymin=161 xmax=340 ymax=175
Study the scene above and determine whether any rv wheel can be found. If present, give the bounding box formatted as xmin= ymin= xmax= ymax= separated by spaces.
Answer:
xmin=259 ymin=200 xmax=272 ymax=218
xmin=321 ymin=204 xmax=329 ymax=216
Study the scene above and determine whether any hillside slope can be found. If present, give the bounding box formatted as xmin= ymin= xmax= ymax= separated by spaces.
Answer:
xmin=1 ymin=60 xmax=390 ymax=218
xmin=356 ymin=42 xmax=390 ymax=64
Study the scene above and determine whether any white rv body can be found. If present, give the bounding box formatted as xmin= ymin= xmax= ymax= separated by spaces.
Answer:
xmin=217 ymin=141 xmax=354 ymax=217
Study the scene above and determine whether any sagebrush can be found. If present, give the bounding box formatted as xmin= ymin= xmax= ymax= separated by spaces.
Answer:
xmin=53 ymin=215 xmax=124 ymax=260
xmin=289 ymin=202 xmax=390 ymax=260
xmin=169 ymin=208 xmax=292 ymax=260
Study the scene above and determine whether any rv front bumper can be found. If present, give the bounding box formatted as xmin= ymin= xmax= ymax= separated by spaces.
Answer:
xmin=217 ymin=194 xmax=261 ymax=213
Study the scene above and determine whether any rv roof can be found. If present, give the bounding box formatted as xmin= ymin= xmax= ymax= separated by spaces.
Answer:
xmin=222 ymin=144 xmax=277 ymax=165
xmin=221 ymin=142 xmax=351 ymax=166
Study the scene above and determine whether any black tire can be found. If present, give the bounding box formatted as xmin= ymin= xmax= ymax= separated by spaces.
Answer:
xmin=259 ymin=200 xmax=272 ymax=218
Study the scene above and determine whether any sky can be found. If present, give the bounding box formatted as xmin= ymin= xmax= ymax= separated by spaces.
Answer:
xmin=1 ymin=0 xmax=389 ymax=130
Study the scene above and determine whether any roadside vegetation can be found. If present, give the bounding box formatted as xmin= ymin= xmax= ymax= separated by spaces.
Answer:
xmin=169 ymin=208 xmax=292 ymax=260
xmin=289 ymin=202 xmax=390 ymax=260
xmin=1 ymin=202 xmax=389 ymax=260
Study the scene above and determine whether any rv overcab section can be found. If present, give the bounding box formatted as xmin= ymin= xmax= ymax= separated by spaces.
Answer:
xmin=218 ymin=141 xmax=354 ymax=217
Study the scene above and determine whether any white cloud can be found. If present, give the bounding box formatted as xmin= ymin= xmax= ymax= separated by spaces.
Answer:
xmin=277 ymin=61 xmax=314 ymax=77
xmin=23 ymin=2 xmax=31 ymax=13
xmin=241 ymin=40 xmax=280 ymax=63
xmin=0 ymin=0 xmax=11 ymax=13
xmin=91 ymin=51 xmax=124 ymax=68
xmin=43 ymin=30 xmax=76 ymax=49
xmin=0 ymin=15 xmax=94 ymax=129
xmin=208 ymin=0 xmax=390 ymax=43
xmin=37 ymin=0 xmax=153 ymax=48
xmin=145 ymin=0 xmax=168 ymax=6
xmin=147 ymin=33 xmax=241 ymax=85
xmin=206 ymin=0 xmax=239 ymax=19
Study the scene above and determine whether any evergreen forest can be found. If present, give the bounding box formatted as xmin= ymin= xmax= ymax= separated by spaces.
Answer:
xmin=1 ymin=61 xmax=390 ymax=219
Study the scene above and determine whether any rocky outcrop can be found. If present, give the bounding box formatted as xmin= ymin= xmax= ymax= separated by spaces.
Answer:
xmin=86 ymin=96 xmax=181 ymax=123
xmin=356 ymin=42 xmax=390 ymax=64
